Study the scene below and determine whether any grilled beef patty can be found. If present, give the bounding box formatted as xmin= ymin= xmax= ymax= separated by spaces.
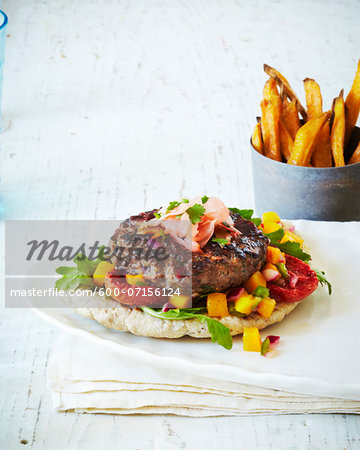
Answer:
xmin=109 ymin=210 xmax=269 ymax=296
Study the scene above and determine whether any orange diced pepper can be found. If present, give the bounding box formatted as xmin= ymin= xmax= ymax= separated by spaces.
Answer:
xmin=207 ymin=293 xmax=229 ymax=317
xmin=257 ymin=298 xmax=276 ymax=318
xmin=266 ymin=246 xmax=286 ymax=265
xmin=93 ymin=261 xmax=115 ymax=287
xmin=244 ymin=271 xmax=267 ymax=294
xmin=263 ymin=262 xmax=278 ymax=271
xmin=243 ymin=327 xmax=262 ymax=352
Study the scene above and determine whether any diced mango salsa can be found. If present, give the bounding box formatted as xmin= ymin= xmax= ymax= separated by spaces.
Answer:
xmin=244 ymin=271 xmax=267 ymax=294
xmin=262 ymin=263 xmax=281 ymax=281
xmin=266 ymin=246 xmax=286 ymax=265
xmin=262 ymin=211 xmax=281 ymax=224
xmin=261 ymin=221 xmax=282 ymax=234
xmin=207 ymin=293 xmax=229 ymax=317
xmin=280 ymin=231 xmax=304 ymax=245
xmin=93 ymin=261 xmax=115 ymax=287
xmin=257 ymin=297 xmax=276 ymax=318
xmin=170 ymin=295 xmax=191 ymax=309
xmin=243 ymin=327 xmax=262 ymax=352
xmin=234 ymin=292 xmax=258 ymax=315
xmin=126 ymin=274 xmax=145 ymax=286
xmin=263 ymin=262 xmax=278 ymax=272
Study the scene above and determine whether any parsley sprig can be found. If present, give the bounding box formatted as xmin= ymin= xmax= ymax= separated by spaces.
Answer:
xmin=185 ymin=203 xmax=206 ymax=224
xmin=211 ymin=237 xmax=229 ymax=247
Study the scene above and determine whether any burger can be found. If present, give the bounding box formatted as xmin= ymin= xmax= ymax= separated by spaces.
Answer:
xmin=56 ymin=196 xmax=330 ymax=350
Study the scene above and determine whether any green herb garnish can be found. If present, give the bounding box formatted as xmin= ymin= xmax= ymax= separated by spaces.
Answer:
xmin=250 ymin=218 xmax=262 ymax=227
xmin=228 ymin=207 xmax=261 ymax=227
xmin=276 ymin=262 xmax=289 ymax=279
xmin=314 ymin=269 xmax=332 ymax=295
xmin=166 ymin=200 xmax=181 ymax=213
xmin=154 ymin=212 xmax=161 ymax=219
xmin=55 ymin=246 xmax=106 ymax=291
xmin=265 ymin=228 xmax=311 ymax=263
xmin=165 ymin=198 xmax=190 ymax=214
xmin=261 ymin=337 xmax=270 ymax=356
xmin=252 ymin=286 xmax=269 ymax=298
xmin=201 ymin=195 xmax=209 ymax=204
xmin=211 ymin=237 xmax=229 ymax=247
xmin=140 ymin=307 xmax=233 ymax=350
xmin=229 ymin=208 xmax=254 ymax=220
xmin=185 ymin=203 xmax=206 ymax=225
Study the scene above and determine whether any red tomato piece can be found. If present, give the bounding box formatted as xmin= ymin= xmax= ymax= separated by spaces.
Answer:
xmin=268 ymin=255 xmax=319 ymax=303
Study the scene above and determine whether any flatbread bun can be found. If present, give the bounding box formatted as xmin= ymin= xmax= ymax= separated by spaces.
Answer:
xmin=68 ymin=292 xmax=298 ymax=339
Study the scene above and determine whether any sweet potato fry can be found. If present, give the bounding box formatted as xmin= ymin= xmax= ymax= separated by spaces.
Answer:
xmin=279 ymin=118 xmax=293 ymax=160
xmin=349 ymin=141 xmax=360 ymax=164
xmin=288 ymin=112 xmax=329 ymax=166
xmin=304 ymin=78 xmax=322 ymax=120
xmin=264 ymin=64 xmax=307 ymax=120
xmin=345 ymin=59 xmax=360 ymax=146
xmin=260 ymin=98 xmax=282 ymax=161
xmin=331 ymin=91 xmax=346 ymax=167
xmin=251 ymin=122 xmax=263 ymax=154
xmin=263 ymin=77 xmax=280 ymax=102
xmin=311 ymin=119 xmax=332 ymax=167
xmin=281 ymin=99 xmax=300 ymax=140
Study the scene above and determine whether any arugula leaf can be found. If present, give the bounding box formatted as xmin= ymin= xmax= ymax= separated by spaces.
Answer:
xmin=265 ymin=229 xmax=311 ymax=263
xmin=55 ymin=274 xmax=83 ymax=291
xmin=229 ymin=207 xmax=261 ymax=227
xmin=277 ymin=242 xmax=311 ymax=263
xmin=250 ymin=218 xmax=262 ymax=227
xmin=204 ymin=317 xmax=232 ymax=349
xmin=314 ymin=269 xmax=332 ymax=295
xmin=55 ymin=266 xmax=79 ymax=276
xmin=186 ymin=203 xmax=206 ymax=224
xmin=261 ymin=337 xmax=270 ymax=356
xmin=211 ymin=237 xmax=229 ymax=247
xmin=265 ymin=228 xmax=285 ymax=243
xmin=74 ymin=255 xmax=99 ymax=276
xmin=140 ymin=306 xmax=233 ymax=350
xmin=252 ymin=286 xmax=269 ymax=298
xmin=228 ymin=208 xmax=254 ymax=220
xmin=55 ymin=247 xmax=106 ymax=291
xmin=201 ymin=195 xmax=209 ymax=204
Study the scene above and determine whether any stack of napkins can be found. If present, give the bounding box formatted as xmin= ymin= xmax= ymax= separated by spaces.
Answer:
xmin=48 ymin=334 xmax=360 ymax=416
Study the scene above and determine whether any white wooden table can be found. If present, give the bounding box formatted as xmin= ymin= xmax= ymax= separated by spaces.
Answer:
xmin=1 ymin=0 xmax=360 ymax=448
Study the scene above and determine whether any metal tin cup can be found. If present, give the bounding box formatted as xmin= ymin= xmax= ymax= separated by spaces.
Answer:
xmin=251 ymin=127 xmax=360 ymax=221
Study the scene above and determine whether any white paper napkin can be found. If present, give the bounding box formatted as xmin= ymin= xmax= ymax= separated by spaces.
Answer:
xmin=48 ymin=335 xmax=360 ymax=416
